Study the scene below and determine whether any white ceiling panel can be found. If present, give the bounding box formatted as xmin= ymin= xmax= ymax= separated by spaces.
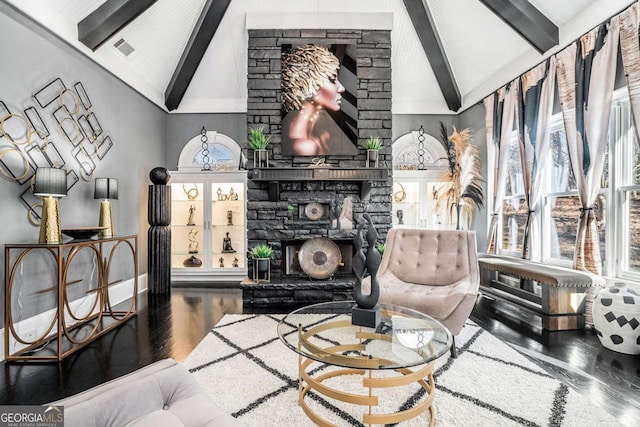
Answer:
xmin=427 ymin=0 xmax=532 ymax=97
xmin=529 ymin=0 xmax=596 ymax=25
xmin=6 ymin=0 xmax=636 ymax=113
xmin=391 ymin=0 xmax=446 ymax=113
xmin=48 ymin=0 xmax=107 ymax=23
xmin=112 ymin=0 xmax=207 ymax=92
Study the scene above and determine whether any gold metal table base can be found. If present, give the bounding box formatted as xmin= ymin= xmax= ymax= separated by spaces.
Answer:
xmin=4 ymin=235 xmax=138 ymax=362
xmin=297 ymin=321 xmax=437 ymax=426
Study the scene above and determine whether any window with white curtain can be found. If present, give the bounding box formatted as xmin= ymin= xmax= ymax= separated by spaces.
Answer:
xmin=500 ymin=133 xmax=526 ymax=254
xmin=616 ymin=92 xmax=640 ymax=278
xmin=498 ymin=88 xmax=640 ymax=281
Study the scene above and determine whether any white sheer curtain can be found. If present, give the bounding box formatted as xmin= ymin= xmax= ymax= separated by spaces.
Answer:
xmin=620 ymin=3 xmax=640 ymax=143
xmin=484 ymin=82 xmax=516 ymax=253
xmin=516 ymin=59 xmax=557 ymax=261
xmin=555 ymin=17 xmax=620 ymax=275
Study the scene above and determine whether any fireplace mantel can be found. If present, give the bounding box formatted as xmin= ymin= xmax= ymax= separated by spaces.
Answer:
xmin=251 ymin=167 xmax=389 ymax=201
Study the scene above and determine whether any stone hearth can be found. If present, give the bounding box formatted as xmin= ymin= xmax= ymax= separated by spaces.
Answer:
xmin=241 ymin=276 xmax=354 ymax=313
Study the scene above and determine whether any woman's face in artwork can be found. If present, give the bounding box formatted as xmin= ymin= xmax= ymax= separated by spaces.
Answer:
xmin=312 ymin=74 xmax=345 ymax=111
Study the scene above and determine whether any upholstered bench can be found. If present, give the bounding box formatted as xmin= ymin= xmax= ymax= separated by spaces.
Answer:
xmin=50 ymin=358 xmax=242 ymax=427
xmin=478 ymin=253 xmax=606 ymax=331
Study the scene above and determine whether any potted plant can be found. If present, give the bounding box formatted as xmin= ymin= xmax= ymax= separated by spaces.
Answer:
xmin=375 ymin=243 xmax=385 ymax=256
xmin=248 ymin=126 xmax=271 ymax=168
xmin=287 ymin=204 xmax=295 ymax=219
xmin=251 ymin=243 xmax=273 ymax=282
xmin=364 ymin=137 xmax=382 ymax=167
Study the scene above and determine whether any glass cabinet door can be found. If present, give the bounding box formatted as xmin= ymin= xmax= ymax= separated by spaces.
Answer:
xmin=211 ymin=182 xmax=245 ymax=269
xmin=170 ymin=182 xmax=205 ymax=269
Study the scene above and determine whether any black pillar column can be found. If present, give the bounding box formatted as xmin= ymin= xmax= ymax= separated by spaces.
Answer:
xmin=147 ymin=167 xmax=171 ymax=294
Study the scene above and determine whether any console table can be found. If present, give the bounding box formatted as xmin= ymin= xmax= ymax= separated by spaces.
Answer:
xmin=4 ymin=235 xmax=138 ymax=361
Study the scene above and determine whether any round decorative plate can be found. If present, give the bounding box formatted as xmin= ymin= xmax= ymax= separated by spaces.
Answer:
xmin=298 ymin=237 xmax=341 ymax=279
xmin=304 ymin=202 xmax=324 ymax=221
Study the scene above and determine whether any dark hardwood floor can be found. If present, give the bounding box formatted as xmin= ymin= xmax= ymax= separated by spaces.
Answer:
xmin=1 ymin=288 xmax=638 ymax=426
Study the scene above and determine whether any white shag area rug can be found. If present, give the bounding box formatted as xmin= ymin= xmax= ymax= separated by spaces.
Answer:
xmin=183 ymin=314 xmax=619 ymax=426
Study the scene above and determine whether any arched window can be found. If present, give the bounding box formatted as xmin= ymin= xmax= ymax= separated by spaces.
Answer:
xmin=177 ymin=131 xmax=242 ymax=172
xmin=392 ymin=130 xmax=447 ymax=170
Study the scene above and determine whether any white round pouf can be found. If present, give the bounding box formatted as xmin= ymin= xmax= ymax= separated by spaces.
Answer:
xmin=593 ymin=282 xmax=640 ymax=355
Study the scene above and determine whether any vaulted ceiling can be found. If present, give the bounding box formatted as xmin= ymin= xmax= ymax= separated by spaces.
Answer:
xmin=6 ymin=0 xmax=634 ymax=114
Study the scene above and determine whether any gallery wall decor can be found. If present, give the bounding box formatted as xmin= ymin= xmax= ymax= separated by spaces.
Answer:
xmin=0 ymin=76 xmax=115 ymax=226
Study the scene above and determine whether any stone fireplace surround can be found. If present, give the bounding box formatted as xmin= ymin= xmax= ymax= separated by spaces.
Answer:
xmin=246 ymin=28 xmax=393 ymax=283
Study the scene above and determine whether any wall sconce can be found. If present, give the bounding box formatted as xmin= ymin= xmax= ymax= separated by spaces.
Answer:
xmin=94 ymin=177 xmax=118 ymax=238
xmin=33 ymin=167 xmax=67 ymax=244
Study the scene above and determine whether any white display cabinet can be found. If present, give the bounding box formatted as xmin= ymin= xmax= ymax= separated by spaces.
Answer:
xmin=392 ymin=169 xmax=454 ymax=229
xmin=169 ymin=171 xmax=247 ymax=283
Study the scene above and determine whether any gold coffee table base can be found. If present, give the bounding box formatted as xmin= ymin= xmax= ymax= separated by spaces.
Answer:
xmin=297 ymin=320 xmax=437 ymax=426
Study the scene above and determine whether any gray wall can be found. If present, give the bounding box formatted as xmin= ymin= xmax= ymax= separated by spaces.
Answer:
xmin=392 ymin=114 xmax=456 ymax=141
xmin=0 ymin=4 xmax=166 ymax=324
xmin=457 ymin=104 xmax=489 ymax=251
xmin=165 ymin=113 xmax=246 ymax=169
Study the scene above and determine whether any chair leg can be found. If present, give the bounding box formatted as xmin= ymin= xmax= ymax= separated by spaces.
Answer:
xmin=450 ymin=336 xmax=458 ymax=358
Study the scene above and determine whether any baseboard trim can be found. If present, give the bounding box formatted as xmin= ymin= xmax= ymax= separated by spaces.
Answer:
xmin=0 ymin=274 xmax=147 ymax=362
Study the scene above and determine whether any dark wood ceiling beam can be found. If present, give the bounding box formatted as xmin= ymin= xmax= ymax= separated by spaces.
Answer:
xmin=78 ymin=0 xmax=157 ymax=51
xmin=479 ymin=0 xmax=558 ymax=54
xmin=402 ymin=0 xmax=461 ymax=112
xmin=164 ymin=0 xmax=231 ymax=111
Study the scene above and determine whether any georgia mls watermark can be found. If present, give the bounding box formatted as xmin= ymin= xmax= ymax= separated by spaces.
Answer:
xmin=0 ymin=406 xmax=64 ymax=427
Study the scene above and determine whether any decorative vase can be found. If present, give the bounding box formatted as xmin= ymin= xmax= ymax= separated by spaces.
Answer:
xmin=366 ymin=149 xmax=379 ymax=168
xmin=183 ymin=255 xmax=202 ymax=268
xmin=593 ymin=282 xmax=640 ymax=355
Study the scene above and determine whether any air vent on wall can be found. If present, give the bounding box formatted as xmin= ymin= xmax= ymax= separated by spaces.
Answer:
xmin=113 ymin=38 xmax=135 ymax=57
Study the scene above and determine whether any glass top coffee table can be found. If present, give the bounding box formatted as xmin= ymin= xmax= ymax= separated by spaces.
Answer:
xmin=277 ymin=301 xmax=452 ymax=426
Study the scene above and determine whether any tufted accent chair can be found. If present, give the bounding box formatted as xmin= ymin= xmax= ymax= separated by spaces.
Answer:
xmin=363 ymin=228 xmax=479 ymax=356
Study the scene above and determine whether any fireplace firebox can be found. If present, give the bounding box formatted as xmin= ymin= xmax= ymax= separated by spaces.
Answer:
xmin=282 ymin=239 xmax=354 ymax=278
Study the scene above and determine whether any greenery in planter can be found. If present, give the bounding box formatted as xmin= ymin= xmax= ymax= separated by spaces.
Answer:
xmin=247 ymin=126 xmax=271 ymax=150
xmin=376 ymin=243 xmax=385 ymax=256
xmin=363 ymin=137 xmax=382 ymax=150
xmin=287 ymin=205 xmax=295 ymax=213
xmin=250 ymin=244 xmax=273 ymax=259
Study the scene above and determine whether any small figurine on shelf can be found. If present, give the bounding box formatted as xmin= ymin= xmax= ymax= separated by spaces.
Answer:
xmin=188 ymin=229 xmax=199 ymax=253
xmin=227 ymin=210 xmax=233 ymax=225
xmin=187 ymin=204 xmax=196 ymax=226
xmin=222 ymin=232 xmax=236 ymax=253
xmin=232 ymin=257 xmax=239 ymax=267
xmin=219 ymin=257 xmax=224 ymax=268
xmin=397 ymin=209 xmax=404 ymax=225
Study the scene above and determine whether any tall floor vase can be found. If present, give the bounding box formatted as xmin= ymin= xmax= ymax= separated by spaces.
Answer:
xmin=148 ymin=168 xmax=172 ymax=294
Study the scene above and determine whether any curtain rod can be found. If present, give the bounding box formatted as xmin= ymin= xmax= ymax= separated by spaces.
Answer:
xmin=470 ymin=0 xmax=636 ymax=109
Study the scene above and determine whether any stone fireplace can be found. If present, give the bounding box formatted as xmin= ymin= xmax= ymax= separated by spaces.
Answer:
xmin=246 ymin=28 xmax=392 ymax=280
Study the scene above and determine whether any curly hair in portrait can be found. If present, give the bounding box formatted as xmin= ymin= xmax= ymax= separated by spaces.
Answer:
xmin=281 ymin=44 xmax=341 ymax=111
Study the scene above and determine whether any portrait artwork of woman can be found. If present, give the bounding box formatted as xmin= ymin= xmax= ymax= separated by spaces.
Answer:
xmin=281 ymin=44 xmax=358 ymax=156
